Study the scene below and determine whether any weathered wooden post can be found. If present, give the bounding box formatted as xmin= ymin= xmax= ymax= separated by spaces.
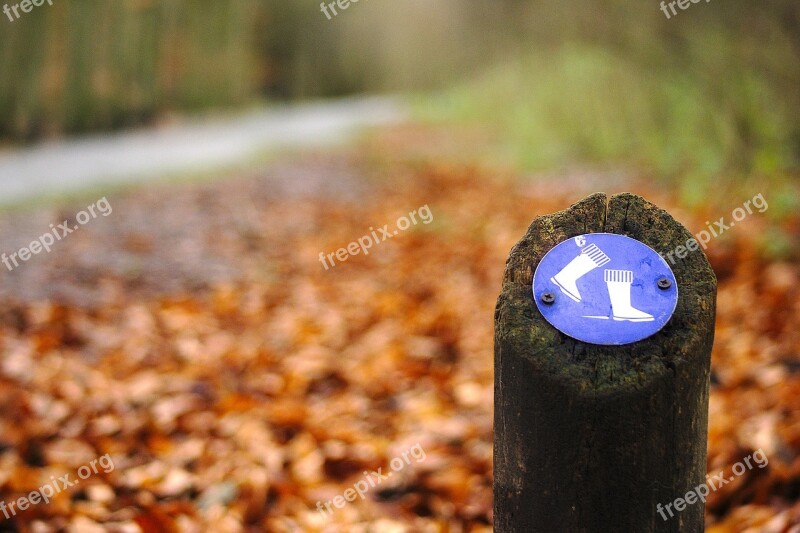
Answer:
xmin=494 ymin=193 xmax=716 ymax=532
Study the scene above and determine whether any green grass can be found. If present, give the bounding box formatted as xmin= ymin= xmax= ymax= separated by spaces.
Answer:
xmin=415 ymin=43 xmax=797 ymax=190
xmin=414 ymin=38 xmax=799 ymax=259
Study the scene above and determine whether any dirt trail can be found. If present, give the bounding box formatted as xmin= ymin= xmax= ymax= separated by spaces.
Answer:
xmin=0 ymin=97 xmax=405 ymax=205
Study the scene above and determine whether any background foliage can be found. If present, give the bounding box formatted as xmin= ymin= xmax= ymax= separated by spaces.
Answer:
xmin=0 ymin=0 xmax=797 ymax=182
xmin=0 ymin=0 xmax=257 ymax=139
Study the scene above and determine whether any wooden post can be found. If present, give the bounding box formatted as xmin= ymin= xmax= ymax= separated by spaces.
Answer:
xmin=494 ymin=193 xmax=716 ymax=532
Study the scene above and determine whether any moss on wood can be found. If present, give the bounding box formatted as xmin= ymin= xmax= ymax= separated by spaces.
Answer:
xmin=494 ymin=193 xmax=716 ymax=532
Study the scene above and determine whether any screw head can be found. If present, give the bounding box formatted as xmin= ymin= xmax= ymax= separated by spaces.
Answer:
xmin=541 ymin=292 xmax=556 ymax=304
xmin=657 ymin=278 xmax=672 ymax=290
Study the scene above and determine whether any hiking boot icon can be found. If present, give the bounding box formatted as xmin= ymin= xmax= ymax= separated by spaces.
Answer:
xmin=550 ymin=243 xmax=610 ymax=302
xmin=603 ymin=269 xmax=654 ymax=322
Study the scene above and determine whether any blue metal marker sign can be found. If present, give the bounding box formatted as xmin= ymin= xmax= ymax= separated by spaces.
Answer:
xmin=533 ymin=233 xmax=678 ymax=345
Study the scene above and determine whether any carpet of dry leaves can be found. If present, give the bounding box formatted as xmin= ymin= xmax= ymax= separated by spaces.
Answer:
xmin=0 ymin=127 xmax=798 ymax=532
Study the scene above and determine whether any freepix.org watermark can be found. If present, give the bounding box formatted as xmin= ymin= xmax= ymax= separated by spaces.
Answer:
xmin=662 ymin=193 xmax=767 ymax=265
xmin=1 ymin=196 xmax=112 ymax=272
xmin=318 ymin=205 xmax=433 ymax=270
xmin=3 ymin=0 xmax=53 ymax=22
xmin=660 ymin=0 xmax=711 ymax=20
xmin=656 ymin=449 xmax=768 ymax=521
xmin=0 ymin=453 xmax=115 ymax=520
xmin=316 ymin=443 xmax=426 ymax=519
xmin=320 ymin=0 xmax=367 ymax=20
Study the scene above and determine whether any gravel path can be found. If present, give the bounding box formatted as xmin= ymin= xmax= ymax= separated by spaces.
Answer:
xmin=0 ymin=97 xmax=405 ymax=205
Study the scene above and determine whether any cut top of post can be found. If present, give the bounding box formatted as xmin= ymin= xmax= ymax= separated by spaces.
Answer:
xmin=496 ymin=192 xmax=716 ymax=396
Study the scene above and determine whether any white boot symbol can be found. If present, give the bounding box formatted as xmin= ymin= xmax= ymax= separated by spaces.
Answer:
xmin=604 ymin=269 xmax=654 ymax=322
xmin=551 ymin=243 xmax=611 ymax=302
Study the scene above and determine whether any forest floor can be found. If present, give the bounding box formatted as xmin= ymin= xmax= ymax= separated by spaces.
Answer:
xmin=0 ymin=125 xmax=798 ymax=532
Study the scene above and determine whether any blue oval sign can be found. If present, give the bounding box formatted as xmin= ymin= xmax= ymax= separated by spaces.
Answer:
xmin=533 ymin=233 xmax=678 ymax=345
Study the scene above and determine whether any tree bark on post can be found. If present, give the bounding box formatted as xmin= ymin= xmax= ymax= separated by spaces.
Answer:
xmin=494 ymin=193 xmax=717 ymax=532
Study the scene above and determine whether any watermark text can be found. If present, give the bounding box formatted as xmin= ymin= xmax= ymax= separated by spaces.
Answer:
xmin=0 ymin=453 xmax=115 ymax=519
xmin=1 ymin=196 xmax=112 ymax=272
xmin=316 ymin=443 xmax=426 ymax=518
xmin=662 ymin=193 xmax=767 ymax=265
xmin=319 ymin=204 xmax=432 ymax=270
xmin=656 ymin=449 xmax=768 ymax=521
xmin=3 ymin=0 xmax=53 ymax=23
